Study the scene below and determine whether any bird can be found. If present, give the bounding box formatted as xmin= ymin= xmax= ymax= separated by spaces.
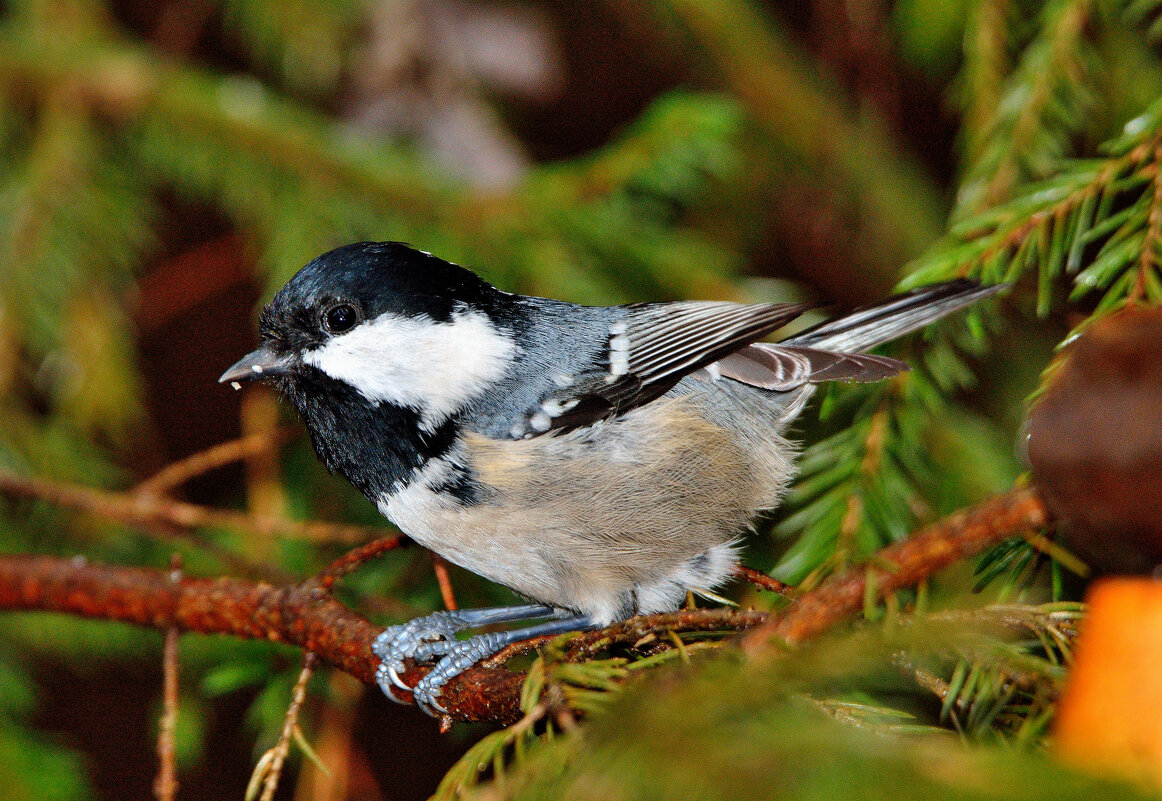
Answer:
xmin=220 ymin=241 xmax=1001 ymax=714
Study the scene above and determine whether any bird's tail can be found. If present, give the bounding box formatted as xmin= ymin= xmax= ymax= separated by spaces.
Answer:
xmin=784 ymin=279 xmax=1004 ymax=353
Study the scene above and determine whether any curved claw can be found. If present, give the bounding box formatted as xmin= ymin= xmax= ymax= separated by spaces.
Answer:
xmin=423 ymin=694 xmax=449 ymax=717
xmin=383 ymin=684 xmax=409 ymax=704
xmin=386 ymin=662 xmax=412 ymax=692
xmin=411 ymin=678 xmax=448 ymax=717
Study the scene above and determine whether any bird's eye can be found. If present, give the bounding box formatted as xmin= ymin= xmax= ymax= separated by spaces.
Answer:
xmin=324 ymin=303 xmax=359 ymax=334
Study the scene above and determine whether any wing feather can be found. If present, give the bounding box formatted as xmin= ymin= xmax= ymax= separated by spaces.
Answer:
xmin=508 ymin=280 xmax=999 ymax=438
xmin=510 ymin=301 xmax=813 ymax=437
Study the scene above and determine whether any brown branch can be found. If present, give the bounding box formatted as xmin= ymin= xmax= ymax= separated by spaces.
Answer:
xmin=316 ymin=536 xmax=409 ymax=591
xmin=742 ymin=484 xmax=1050 ymax=652
xmin=0 ymin=552 xmax=525 ymax=723
xmin=0 ymin=485 xmax=1051 ymax=726
xmin=731 ymin=565 xmax=794 ymax=597
xmin=0 ymin=471 xmax=391 ymax=545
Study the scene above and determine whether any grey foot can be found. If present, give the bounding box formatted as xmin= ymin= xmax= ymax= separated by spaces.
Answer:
xmin=372 ymin=605 xmax=552 ymax=710
xmin=371 ymin=607 xmax=596 ymax=716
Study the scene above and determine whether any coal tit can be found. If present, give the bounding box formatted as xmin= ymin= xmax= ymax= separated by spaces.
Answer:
xmin=221 ymin=241 xmax=1000 ymax=713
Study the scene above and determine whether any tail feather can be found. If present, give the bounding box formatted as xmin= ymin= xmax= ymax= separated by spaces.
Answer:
xmin=785 ymin=279 xmax=1004 ymax=353
xmin=714 ymin=345 xmax=908 ymax=390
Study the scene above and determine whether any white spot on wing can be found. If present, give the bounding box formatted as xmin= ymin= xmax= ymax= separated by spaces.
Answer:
xmin=530 ymin=411 xmax=552 ymax=432
xmin=610 ymin=351 xmax=629 ymax=377
xmin=303 ymin=308 xmax=516 ymax=430
xmin=541 ymin=398 xmax=579 ymax=416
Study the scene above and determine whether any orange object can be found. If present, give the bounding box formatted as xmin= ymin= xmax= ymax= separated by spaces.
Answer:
xmin=1055 ymin=578 xmax=1162 ymax=788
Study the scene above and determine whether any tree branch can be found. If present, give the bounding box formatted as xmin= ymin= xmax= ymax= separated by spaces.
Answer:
xmin=0 ymin=470 xmax=392 ymax=545
xmin=742 ymin=484 xmax=1050 ymax=651
xmin=0 ymin=552 xmax=526 ymax=723
xmin=0 ymin=485 xmax=1050 ymax=726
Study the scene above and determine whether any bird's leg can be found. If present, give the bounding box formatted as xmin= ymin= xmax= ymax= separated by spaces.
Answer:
xmin=374 ymin=604 xmax=599 ymax=711
xmin=372 ymin=604 xmax=559 ymax=702
xmin=407 ymin=614 xmax=598 ymax=715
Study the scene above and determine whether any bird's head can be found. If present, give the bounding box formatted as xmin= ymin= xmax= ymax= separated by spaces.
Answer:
xmin=221 ymin=242 xmax=519 ymax=431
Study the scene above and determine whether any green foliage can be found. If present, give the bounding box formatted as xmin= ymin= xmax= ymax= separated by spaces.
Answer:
xmin=0 ymin=726 xmax=88 ymax=801
xmin=907 ymin=100 xmax=1162 ymax=314
xmin=772 ymin=373 xmax=949 ymax=585
xmin=219 ymin=0 xmax=361 ymax=94
xmin=0 ymin=650 xmax=88 ymax=801
xmin=773 ymin=5 xmax=1162 ymax=592
xmin=892 ymin=0 xmax=970 ymax=76
xmin=921 ymin=603 xmax=1083 ymax=742
xmin=953 ymin=0 xmax=1101 ymax=217
xmin=444 ymin=604 xmax=1123 ymax=801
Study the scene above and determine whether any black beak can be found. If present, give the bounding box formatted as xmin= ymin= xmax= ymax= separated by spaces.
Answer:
xmin=219 ymin=344 xmax=295 ymax=386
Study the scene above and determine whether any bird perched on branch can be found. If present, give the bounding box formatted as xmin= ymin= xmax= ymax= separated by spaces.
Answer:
xmin=221 ymin=242 xmax=1000 ymax=714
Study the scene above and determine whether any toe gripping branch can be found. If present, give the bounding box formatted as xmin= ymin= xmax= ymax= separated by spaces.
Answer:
xmin=372 ymin=604 xmax=597 ymax=716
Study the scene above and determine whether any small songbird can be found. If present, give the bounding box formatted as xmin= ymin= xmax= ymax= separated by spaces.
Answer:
xmin=221 ymin=242 xmax=1000 ymax=713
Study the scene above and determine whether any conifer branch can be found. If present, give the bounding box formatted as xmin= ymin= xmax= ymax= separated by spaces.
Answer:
xmin=744 ymin=485 xmax=1050 ymax=651
xmin=0 ymin=485 xmax=1050 ymax=726
xmin=0 ymin=471 xmax=397 ymax=545
xmin=1132 ymin=139 xmax=1162 ymax=301
xmin=770 ymin=370 xmax=965 ymax=586
xmin=955 ymin=0 xmax=1098 ymax=217
xmin=961 ymin=0 xmax=1015 ymax=163
xmin=906 ymin=100 xmax=1162 ymax=314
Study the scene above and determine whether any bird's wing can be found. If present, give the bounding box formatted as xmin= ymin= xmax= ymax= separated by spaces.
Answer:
xmin=511 ymin=301 xmax=813 ymax=437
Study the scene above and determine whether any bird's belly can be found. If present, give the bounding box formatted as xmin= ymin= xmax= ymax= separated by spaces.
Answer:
xmin=380 ymin=394 xmax=797 ymax=623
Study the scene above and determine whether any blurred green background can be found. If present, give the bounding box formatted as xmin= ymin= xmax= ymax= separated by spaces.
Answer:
xmin=1 ymin=0 xmax=1161 ymax=799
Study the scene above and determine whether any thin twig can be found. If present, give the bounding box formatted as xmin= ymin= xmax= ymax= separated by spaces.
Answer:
xmin=432 ymin=553 xmax=457 ymax=610
xmin=316 ymin=536 xmax=408 ymax=591
xmin=153 ymin=555 xmax=182 ymax=801
xmin=135 ymin=430 xmax=295 ymax=497
xmin=732 ymin=565 xmax=794 ymax=597
xmin=258 ymin=652 xmax=318 ymax=801
xmin=0 ymin=471 xmax=390 ymax=544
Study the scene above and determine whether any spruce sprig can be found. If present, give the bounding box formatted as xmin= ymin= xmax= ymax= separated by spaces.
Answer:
xmin=906 ymin=99 xmax=1162 ymax=315
xmin=954 ymin=0 xmax=1101 ymax=218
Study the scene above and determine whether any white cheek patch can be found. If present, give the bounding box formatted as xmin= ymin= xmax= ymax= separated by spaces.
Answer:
xmin=303 ymin=309 xmax=516 ymax=429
